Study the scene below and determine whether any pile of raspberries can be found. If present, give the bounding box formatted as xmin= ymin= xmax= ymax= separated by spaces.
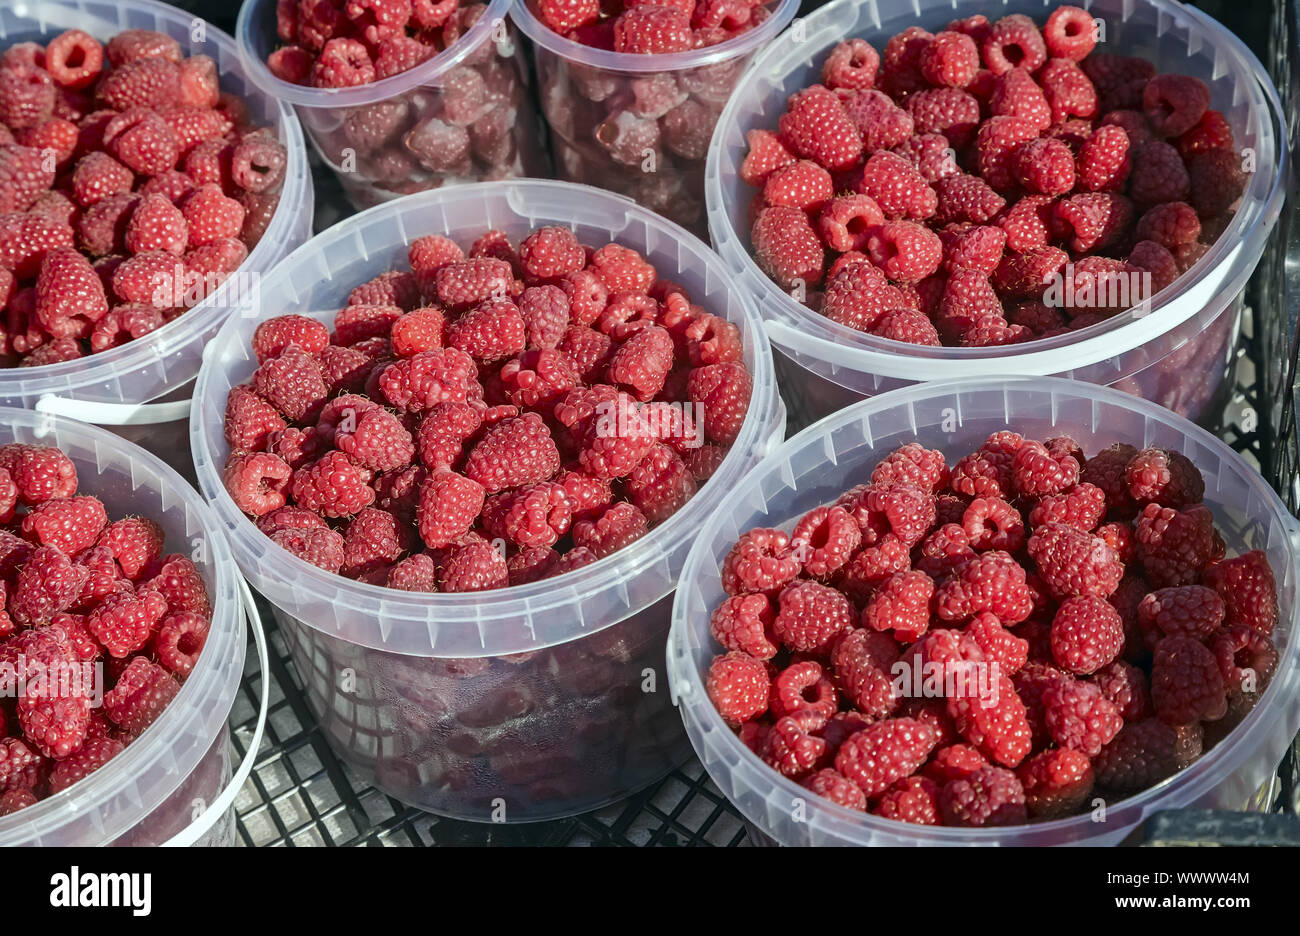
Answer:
xmin=742 ymin=6 xmax=1249 ymax=347
xmin=268 ymin=0 xmax=488 ymax=88
xmin=0 ymin=28 xmax=287 ymax=368
xmin=705 ymin=434 xmax=1281 ymax=827
xmin=532 ymin=0 xmax=778 ymax=52
xmin=221 ymin=226 xmax=754 ymax=592
xmin=0 ymin=442 xmax=214 ymax=815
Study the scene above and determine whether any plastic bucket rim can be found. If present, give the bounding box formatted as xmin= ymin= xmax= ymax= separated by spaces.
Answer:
xmin=668 ymin=374 xmax=1300 ymax=845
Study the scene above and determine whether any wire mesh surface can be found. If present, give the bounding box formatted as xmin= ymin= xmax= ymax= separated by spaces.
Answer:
xmin=194 ymin=0 xmax=1300 ymax=845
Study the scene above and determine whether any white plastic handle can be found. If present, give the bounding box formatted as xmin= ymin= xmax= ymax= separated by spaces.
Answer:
xmin=162 ymin=578 xmax=269 ymax=848
xmin=35 ymin=394 xmax=192 ymax=427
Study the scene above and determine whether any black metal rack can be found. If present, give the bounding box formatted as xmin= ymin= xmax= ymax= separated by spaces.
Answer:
xmin=197 ymin=0 xmax=1300 ymax=845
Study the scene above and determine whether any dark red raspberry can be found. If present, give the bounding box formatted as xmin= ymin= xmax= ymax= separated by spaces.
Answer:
xmin=438 ymin=539 xmax=508 ymax=592
xmin=1137 ymin=585 xmax=1224 ymax=643
xmin=709 ymin=593 xmax=778 ymax=660
xmin=1187 ymin=148 xmax=1248 ymax=219
xmin=103 ymin=656 xmax=180 ymax=734
xmin=1143 ymin=73 xmax=1210 ymax=138
xmin=1050 ymin=595 xmax=1124 ymax=675
xmin=1027 ymin=522 xmax=1123 ymax=600
xmin=976 ymin=115 xmax=1041 ymax=192
xmin=1175 ymin=109 xmax=1234 ymax=159
xmin=1094 ymin=660 xmax=1152 ymax=722
xmin=923 ymin=744 xmax=988 ymax=784
xmin=1041 ymin=677 xmax=1122 ymax=756
xmin=769 ymin=660 xmax=837 ymax=729
xmin=835 ymin=718 xmax=938 ymax=797
xmin=1076 ymin=124 xmax=1131 ymax=192
xmin=939 ymin=765 xmax=1027 ymax=827
xmin=1017 ymin=747 xmax=1093 ymax=819
xmin=1093 ymin=718 xmax=1203 ymax=791
xmin=1202 ymin=550 xmax=1277 ymax=636
xmin=340 ymin=506 xmax=409 ymax=578
xmin=1124 ymin=448 xmax=1205 ymax=508
xmin=804 ymin=768 xmax=869 ymax=812
xmin=1150 ymin=635 xmax=1227 ymax=724
xmin=1128 ymin=141 xmax=1191 ymax=209
xmin=833 ymin=627 xmax=902 ymax=719
xmin=1134 ymin=503 xmax=1221 ymax=588
xmin=761 ymin=715 xmax=829 ymax=779
xmin=707 ymin=652 xmax=769 ymax=724
xmin=1213 ymin=625 xmax=1279 ymax=700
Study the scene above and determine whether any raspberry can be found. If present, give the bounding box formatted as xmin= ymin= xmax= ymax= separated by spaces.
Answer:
xmin=178 ymin=184 xmax=244 ymax=248
xmin=624 ymin=444 xmax=696 ymax=525
xmin=919 ymin=30 xmax=979 ymax=87
xmin=254 ymin=347 xmax=329 ymax=424
xmin=907 ymin=88 xmax=981 ymax=149
xmin=35 ymin=247 xmax=108 ymax=339
xmin=832 ymin=628 xmax=901 ymax=718
xmin=939 ymin=765 xmax=1027 ymax=826
xmin=1187 ymin=148 xmax=1248 ymax=219
xmin=990 ymin=67 xmax=1051 ymax=131
xmin=1027 ymin=483 xmax=1106 ymax=532
xmin=1202 ymin=550 xmax=1277 ymax=636
xmin=684 ymin=313 xmax=743 ymax=368
xmin=1017 ymin=747 xmax=1093 ymax=819
xmin=612 ymin=5 xmax=691 ymax=54
xmin=0 ymin=210 xmax=75 ymax=278
xmin=688 ymin=361 xmax=751 ymax=446
xmin=872 ymin=444 xmax=950 ymax=493
xmin=436 ymin=538 xmax=506 ymax=592
xmin=1128 ymin=142 xmax=1190 ymax=209
xmin=1041 ymin=676 xmax=1122 ymax=756
xmin=1027 ymin=522 xmax=1123 ymax=599
xmin=19 ymin=495 xmax=105 ymax=557
xmin=1094 ymin=660 xmax=1152 ymax=722
xmin=804 ymin=768 xmax=869 ymax=812
xmin=706 ymin=651 xmax=769 ymax=724
xmin=9 ymin=548 xmax=83 ymax=633
xmin=1134 ymin=503 xmax=1220 ymax=588
xmin=835 ymin=718 xmax=938 ymax=797
xmin=867 ymin=775 xmax=937 ymax=824
xmin=464 ymin=413 xmax=560 ymax=494
xmin=447 ymin=298 xmax=526 ymax=364
xmin=590 ymin=244 xmax=656 ymax=294
xmin=934 ymin=550 xmax=1033 ymax=625
xmin=842 ymin=89 xmax=914 ymax=152
xmin=1050 ymin=595 xmax=1124 ymax=675
xmin=923 ymin=744 xmax=989 ymax=784
xmin=1213 ymin=625 xmax=1278 ymax=699
xmin=751 ymin=205 xmax=825 ymax=290
xmin=268 ymin=526 xmax=344 ymax=572
xmin=739 ymin=129 xmax=797 ymax=187
xmin=982 ymin=14 xmax=1046 ymax=75
xmin=822 ymin=259 xmax=907 ymax=332
xmin=892 ymin=133 xmax=960 ymax=185
xmin=1053 ymin=192 xmax=1133 ymax=254
xmin=709 ymin=593 xmax=778 ymax=660
xmin=333 ymin=407 xmax=414 ymax=474
xmin=607 ymin=325 xmax=674 ymax=401
xmin=1134 ymin=202 xmax=1200 ymax=251
xmin=772 ymin=580 xmax=855 ymax=654
xmin=822 ymin=39 xmax=880 ymax=91
xmin=290 ymin=452 xmax=376 ymax=519
xmin=995 ymin=194 xmax=1054 ymax=253
xmin=1093 ymin=718 xmax=1203 ymax=791
xmin=761 ymin=715 xmax=828 ymax=779
xmin=857 ymin=151 xmax=937 ymax=221
xmin=1042 ymin=6 xmax=1096 ymax=61
xmin=569 ymin=501 xmax=647 ymax=558
xmin=967 ymin=611 xmax=1028 ymax=674
xmin=153 ymin=611 xmax=210 ymax=677
xmin=1143 ymin=73 xmax=1210 ymax=138
xmin=879 ymin=26 xmax=932 ymax=97
xmin=99 ymin=655 xmax=179 ymax=735
xmin=124 ymin=193 xmax=187 ymax=256
xmin=1038 ymin=58 xmax=1097 ymax=123
xmin=0 ymin=67 xmax=55 ymax=132
xmin=778 ymin=85 xmax=862 ymax=172
xmin=948 ymin=432 xmax=1022 ymax=499
xmin=787 ymin=505 xmax=861 ymax=580
xmin=1136 ymin=585 xmax=1223 ymax=644
xmin=1150 ymin=635 xmax=1227 ymax=724
xmin=83 ymin=580 xmax=161 ymax=653
xmin=1128 ymin=240 xmax=1179 ymax=293
xmin=722 ymin=528 xmax=800 ymax=596
xmin=961 ymin=496 xmax=1025 ymax=552
xmin=836 ymin=482 xmax=935 ymax=549
xmin=251 ymin=314 xmax=330 ymax=363
xmin=435 ymin=257 xmax=514 ymax=309
xmin=1013 ymin=137 xmax=1075 ymax=196
xmin=769 ymin=660 xmax=837 ymax=729
xmin=538 ymin=0 xmax=598 ymax=31
xmin=864 ymin=221 xmax=942 ymax=284
xmin=377 ymin=347 xmax=481 ymax=412
xmin=814 ymin=195 xmax=881 ymax=254
xmin=1076 ymin=124 xmax=1131 ymax=193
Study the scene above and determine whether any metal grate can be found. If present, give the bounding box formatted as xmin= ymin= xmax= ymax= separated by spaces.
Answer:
xmin=198 ymin=0 xmax=1299 ymax=845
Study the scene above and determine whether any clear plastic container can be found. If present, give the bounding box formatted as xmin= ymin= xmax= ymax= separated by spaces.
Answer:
xmin=511 ymin=0 xmax=798 ymax=237
xmin=667 ymin=376 xmax=1300 ymax=846
xmin=190 ymin=179 xmax=787 ymax=822
xmin=0 ymin=0 xmax=314 ymax=483
xmin=0 ymin=408 xmax=251 ymax=847
xmin=705 ymin=0 xmax=1286 ymax=430
xmin=237 ymin=0 xmax=545 ymax=211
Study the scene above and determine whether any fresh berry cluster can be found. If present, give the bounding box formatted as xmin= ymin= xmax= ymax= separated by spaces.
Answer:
xmin=285 ymin=3 xmax=532 ymax=201
xmin=221 ymin=226 xmax=754 ymax=591
xmin=268 ymin=0 xmax=478 ymax=88
xmin=0 ymin=28 xmax=286 ymax=368
xmin=704 ymin=434 xmax=1281 ymax=827
xmin=0 ymin=442 xmax=213 ymax=815
xmin=742 ymin=7 xmax=1247 ymax=348
xmin=532 ymin=0 xmax=781 ymax=233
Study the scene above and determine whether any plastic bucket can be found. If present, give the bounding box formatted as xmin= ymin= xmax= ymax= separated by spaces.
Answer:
xmin=237 ymin=0 xmax=546 ymax=211
xmin=511 ymin=0 xmax=798 ymax=237
xmin=0 ymin=408 xmax=267 ymax=847
xmin=705 ymin=0 xmax=1286 ymax=430
xmin=0 ymin=0 xmax=314 ymax=483
xmin=667 ymin=376 xmax=1300 ymax=845
xmin=190 ymin=179 xmax=786 ymax=822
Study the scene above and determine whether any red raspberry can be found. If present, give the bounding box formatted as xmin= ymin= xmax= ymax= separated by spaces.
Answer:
xmin=1128 ymin=240 xmax=1179 ymax=293
xmin=1038 ymin=58 xmax=1097 ymax=123
xmin=995 ymin=194 xmax=1054 ymax=252
xmin=857 ymin=151 xmax=937 ymax=221
xmin=1027 ymin=483 xmax=1106 ymax=532
xmin=101 ymin=107 xmax=177 ymax=177
xmin=871 ymin=444 xmax=950 ymax=493
xmin=1150 ymin=635 xmax=1227 ymax=724
xmin=975 ymin=116 xmax=1040 ymax=192
xmin=835 ymin=718 xmax=938 ymax=797
xmin=961 ymin=496 xmax=1025 ymax=552
xmin=485 ymin=482 xmax=573 ymax=549
xmin=1094 ymin=660 xmax=1152 ymax=722
xmin=872 ymin=775 xmax=939 ymax=824
xmin=892 ymin=132 xmax=960 ymax=184
xmin=1028 ymin=522 xmax=1123 ymax=599
xmin=435 ymin=257 xmax=514 ymax=308
xmin=761 ymin=715 xmax=828 ymax=779
xmin=1012 ymin=137 xmax=1075 ymax=196
xmin=1202 ymin=550 xmax=1277 ymax=636
xmin=934 ymin=550 xmax=1033 ymax=625
xmin=348 ymin=272 xmax=419 ymax=312
xmin=939 ymin=765 xmax=1027 ymax=826
xmin=0 ymin=67 xmax=56 ymax=133
xmin=253 ymin=347 xmax=329 ymax=424
xmin=47 ymin=735 xmax=124 ymax=795
xmin=101 ymin=655 xmax=179 ymax=735
xmin=762 ymin=159 xmax=833 ymax=214
xmin=1075 ymin=124 xmax=1131 ymax=193
xmin=513 ymin=285 xmax=569 ymax=351
xmin=333 ymin=407 xmax=415 ymax=473
xmin=772 ymin=581 xmax=855 ymax=654
xmin=1175 ymin=109 xmax=1234 ymax=160
xmin=123 ymin=193 xmax=187 ymax=256
xmin=1125 ymin=447 xmax=1204 ymax=509
xmin=290 ymin=452 xmax=376 ymax=519
xmin=607 ymin=325 xmax=674 ymax=401
xmin=836 ymin=482 xmax=935 ymax=549
xmin=919 ymin=30 xmax=979 ymax=87
xmin=95 ymin=515 xmax=163 ymax=581
xmin=822 ymin=259 xmax=908 ymax=331
xmin=877 ymin=305 xmax=944 ymax=346
xmin=706 ymin=651 xmax=769 ymax=724
xmin=1188 ymin=148 xmax=1248 ymax=219
xmin=437 ymin=539 xmax=507 ymax=592
xmin=709 ymin=594 xmax=778 ymax=660
xmin=967 ymin=611 xmax=1028 ymax=674
xmin=722 ymin=528 xmax=800 ymax=596
xmin=34 ymin=246 xmax=108 ymax=340
xmin=538 ymin=0 xmax=598 ymax=31
xmin=447 ymin=298 xmax=527 ymax=364
xmin=0 ymin=738 xmax=39 ymax=790
xmin=944 ymin=664 xmax=1033 ymax=767
xmin=751 ymin=205 xmax=825 ymax=290
xmin=982 ymin=14 xmax=1046 ymax=75
xmin=251 ymin=314 xmax=330 ymax=363
xmin=1041 ymin=676 xmax=1123 ymax=756
xmin=3 ymin=631 xmax=92 ymax=759
xmin=87 ymin=588 xmax=167 ymax=658
xmin=1137 ymin=585 xmax=1223 ymax=643
xmin=413 ymin=470 xmax=482 ymax=550
xmin=377 ymin=348 xmax=481 ymax=412
xmin=43 ymin=29 xmax=103 ymax=89
xmin=464 ymin=413 xmax=560 ymax=494
xmin=1053 ymin=192 xmax=1134 ymax=254
xmin=739 ymin=128 xmax=797 ymax=187
xmin=1043 ymin=6 xmax=1096 ymax=60
xmin=769 ymin=660 xmax=837 ymax=729
xmin=18 ymin=495 xmax=105 ymax=555
xmin=804 ymin=768 xmax=869 ymax=812
xmin=587 ymin=244 xmax=654 ymax=294
xmin=1213 ymin=625 xmax=1279 ymax=699
xmin=684 ymin=313 xmax=743 ymax=367
xmin=788 ymin=506 xmax=862 ymax=579
xmin=1128 ymin=141 xmax=1190 ymax=209
xmin=180 ymin=184 xmax=245 ymax=248
xmin=336 ymin=303 xmax=402 ymax=347
xmin=1017 ymin=747 xmax=1093 ymax=819
xmin=822 ymin=39 xmax=880 ymax=91
xmin=778 ymin=85 xmax=863 ymax=172
xmin=1134 ymin=503 xmax=1220 ymax=588
xmin=612 ymin=5 xmax=691 ymax=54
xmin=990 ymin=67 xmax=1051 ymax=131
xmin=1050 ymin=595 xmax=1124 ymax=675
xmin=625 ymin=444 xmax=696 ymax=525
xmin=1093 ymin=718 xmax=1203 ymax=791
xmin=412 ymin=401 xmax=479 ymax=470
xmin=832 ymin=628 xmax=901 ymax=718
xmin=140 ymin=554 xmax=210 ymax=617
xmin=948 ymin=432 xmax=1022 ymax=499
xmin=257 ymin=505 xmax=329 ymax=536
xmin=389 ymin=307 xmax=446 ymax=358
xmin=0 ymin=210 xmax=75 ymax=279
xmin=815 ymin=195 xmax=881 ymax=254
xmin=153 ymin=611 xmax=210 ymax=677
xmin=1080 ymin=442 xmax=1138 ymax=515
xmin=269 ymin=526 xmax=345 ymax=572
xmin=842 ymin=89 xmax=914 ymax=152
xmin=878 ymin=24 xmax=932 ymax=96
xmin=8 ymin=545 xmax=84 ymax=628
xmin=906 ymin=88 xmax=981 ymax=148
xmin=1135 ymin=202 xmax=1201 ymax=250
xmin=688 ymin=361 xmax=751 ymax=446
xmin=864 ymin=221 xmax=942 ymax=284
xmin=923 ymin=744 xmax=988 ymax=784
xmin=571 ymin=501 xmax=648 ymax=558
xmin=1143 ymin=73 xmax=1210 ymax=138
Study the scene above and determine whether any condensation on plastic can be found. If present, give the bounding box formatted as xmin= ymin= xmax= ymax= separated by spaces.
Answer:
xmin=705 ymin=0 xmax=1286 ymax=428
xmin=0 ymin=0 xmax=314 ymax=477
xmin=667 ymin=377 xmax=1300 ymax=846
xmin=190 ymin=180 xmax=786 ymax=820
xmin=0 ymin=408 xmax=246 ymax=847
xmin=510 ymin=0 xmax=798 ymax=236
xmin=236 ymin=0 xmax=546 ymax=210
